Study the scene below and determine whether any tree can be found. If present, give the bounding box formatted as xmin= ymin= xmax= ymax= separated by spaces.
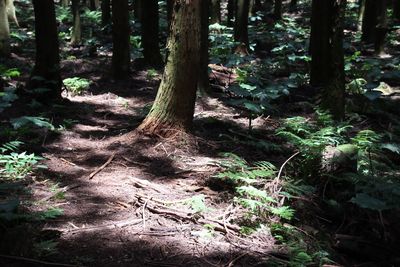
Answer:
xmin=394 ymin=0 xmax=400 ymax=21
xmin=140 ymin=0 xmax=163 ymax=68
xmin=71 ymin=0 xmax=82 ymax=46
xmin=361 ymin=0 xmax=377 ymax=43
xmin=374 ymin=0 xmax=388 ymax=55
xmin=112 ymin=0 xmax=130 ymax=79
xmin=0 ymin=0 xmax=10 ymax=56
xmin=310 ymin=0 xmax=346 ymax=119
xmin=289 ymin=0 xmax=297 ymax=12
xmin=274 ymin=0 xmax=282 ymax=19
xmin=234 ymin=0 xmax=250 ymax=51
xmin=198 ymin=0 xmax=210 ymax=93
xmin=101 ymin=0 xmax=111 ymax=26
xmin=29 ymin=0 xmax=62 ymax=102
xmin=210 ymin=0 xmax=221 ymax=24
xmin=138 ymin=0 xmax=202 ymax=135
xmin=227 ymin=0 xmax=234 ymax=26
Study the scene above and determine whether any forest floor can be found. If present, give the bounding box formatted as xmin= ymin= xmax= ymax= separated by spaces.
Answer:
xmin=1 ymin=56 xmax=294 ymax=267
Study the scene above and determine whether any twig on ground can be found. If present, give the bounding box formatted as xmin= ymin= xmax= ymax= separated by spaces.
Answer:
xmin=129 ymin=177 xmax=166 ymax=193
xmin=44 ymin=218 xmax=142 ymax=233
xmin=0 ymin=254 xmax=81 ymax=267
xmin=121 ymin=156 xmax=149 ymax=167
xmin=88 ymin=153 xmax=116 ymax=179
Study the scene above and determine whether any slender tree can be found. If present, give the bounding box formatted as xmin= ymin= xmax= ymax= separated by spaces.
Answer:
xmin=112 ymin=0 xmax=130 ymax=79
xmin=361 ymin=0 xmax=378 ymax=43
xmin=140 ymin=0 xmax=163 ymax=68
xmin=210 ymin=0 xmax=221 ymax=24
xmin=310 ymin=0 xmax=346 ymax=119
xmin=101 ymin=0 xmax=111 ymax=26
xmin=227 ymin=0 xmax=234 ymax=26
xmin=0 ymin=0 xmax=10 ymax=56
xmin=374 ymin=0 xmax=388 ymax=55
xmin=234 ymin=0 xmax=250 ymax=51
xmin=138 ymin=0 xmax=202 ymax=135
xmin=357 ymin=0 xmax=365 ymax=31
xmin=71 ymin=0 xmax=82 ymax=45
xmin=274 ymin=0 xmax=282 ymax=19
xmin=30 ymin=0 xmax=62 ymax=102
xmin=198 ymin=0 xmax=210 ymax=93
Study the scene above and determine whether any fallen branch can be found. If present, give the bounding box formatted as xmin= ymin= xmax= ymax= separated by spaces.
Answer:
xmin=88 ymin=153 xmax=115 ymax=179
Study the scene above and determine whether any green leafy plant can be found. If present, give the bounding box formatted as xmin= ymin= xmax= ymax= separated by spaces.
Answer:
xmin=63 ymin=77 xmax=91 ymax=95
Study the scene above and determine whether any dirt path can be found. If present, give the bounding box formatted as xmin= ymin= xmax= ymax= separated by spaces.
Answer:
xmin=25 ymin=64 xmax=281 ymax=267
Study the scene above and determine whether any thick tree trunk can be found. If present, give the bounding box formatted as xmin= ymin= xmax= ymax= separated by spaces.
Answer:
xmin=101 ymin=0 xmax=111 ymax=26
xmin=0 ymin=0 xmax=10 ymax=56
xmin=198 ymin=0 xmax=210 ymax=93
xmin=166 ymin=0 xmax=173 ymax=29
xmin=234 ymin=0 xmax=250 ymax=51
xmin=133 ymin=0 xmax=142 ymax=21
xmin=30 ymin=0 xmax=62 ymax=102
xmin=210 ymin=0 xmax=221 ymax=24
xmin=140 ymin=0 xmax=163 ymax=68
xmin=274 ymin=0 xmax=282 ymax=19
xmin=138 ymin=0 xmax=202 ymax=135
xmin=71 ymin=0 xmax=82 ymax=45
xmin=310 ymin=0 xmax=346 ymax=120
xmin=112 ymin=0 xmax=130 ymax=79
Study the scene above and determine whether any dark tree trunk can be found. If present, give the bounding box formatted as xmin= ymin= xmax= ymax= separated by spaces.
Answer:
xmin=289 ymin=0 xmax=297 ymax=12
xmin=394 ymin=0 xmax=400 ymax=20
xmin=101 ymin=0 xmax=111 ymax=26
xmin=112 ymin=0 xmax=130 ymax=79
xmin=227 ymin=0 xmax=234 ymax=26
xmin=198 ymin=0 xmax=210 ymax=93
xmin=140 ymin=0 xmax=163 ymax=68
xmin=138 ymin=0 xmax=202 ymax=135
xmin=133 ymin=0 xmax=142 ymax=21
xmin=210 ymin=0 xmax=221 ymax=24
xmin=166 ymin=0 xmax=173 ymax=29
xmin=71 ymin=0 xmax=82 ymax=45
xmin=30 ymin=0 xmax=62 ymax=102
xmin=374 ymin=0 xmax=388 ymax=55
xmin=234 ymin=0 xmax=250 ymax=51
xmin=362 ymin=0 xmax=378 ymax=43
xmin=310 ymin=0 xmax=346 ymax=120
xmin=274 ymin=0 xmax=282 ymax=19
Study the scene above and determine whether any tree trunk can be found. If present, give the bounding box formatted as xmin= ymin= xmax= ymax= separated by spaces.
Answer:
xmin=71 ymin=0 xmax=82 ymax=45
xmin=210 ymin=0 xmax=221 ymax=24
xmin=234 ymin=0 xmax=250 ymax=51
xmin=0 ymin=0 xmax=10 ymax=56
xmin=357 ymin=0 xmax=365 ymax=31
xmin=138 ymin=0 xmax=202 ymax=135
xmin=198 ymin=0 xmax=210 ymax=93
xmin=61 ymin=0 xmax=69 ymax=7
xmin=30 ymin=0 xmax=62 ymax=102
xmin=133 ymin=0 xmax=142 ymax=21
xmin=140 ymin=0 xmax=162 ymax=68
xmin=227 ymin=0 xmax=234 ymax=26
xmin=274 ymin=0 xmax=282 ymax=20
xmin=361 ymin=0 xmax=377 ymax=43
xmin=394 ymin=0 xmax=400 ymax=20
xmin=310 ymin=0 xmax=346 ymax=120
xmin=166 ymin=0 xmax=173 ymax=29
xmin=289 ymin=0 xmax=297 ymax=12
xmin=374 ymin=0 xmax=388 ymax=55
xmin=112 ymin=0 xmax=130 ymax=79
xmin=101 ymin=0 xmax=111 ymax=26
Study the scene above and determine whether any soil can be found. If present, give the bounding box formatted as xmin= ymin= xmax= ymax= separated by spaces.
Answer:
xmin=1 ymin=56 xmax=289 ymax=267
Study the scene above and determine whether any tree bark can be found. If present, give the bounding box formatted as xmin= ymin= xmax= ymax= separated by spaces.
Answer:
xmin=361 ymin=0 xmax=378 ymax=43
xmin=0 ymin=0 xmax=10 ymax=56
xmin=227 ymin=0 xmax=234 ymax=26
xmin=101 ymin=0 xmax=111 ymax=26
xmin=198 ymin=0 xmax=210 ymax=93
xmin=374 ymin=0 xmax=388 ymax=55
xmin=310 ymin=0 xmax=346 ymax=120
xmin=289 ymin=0 xmax=297 ymax=12
xmin=71 ymin=0 xmax=82 ymax=46
xmin=30 ymin=0 xmax=62 ymax=102
xmin=140 ymin=0 xmax=163 ymax=68
xmin=394 ymin=0 xmax=400 ymax=20
xmin=274 ymin=0 xmax=282 ymax=19
xmin=234 ymin=0 xmax=250 ymax=51
xmin=210 ymin=0 xmax=221 ymax=24
xmin=138 ymin=0 xmax=202 ymax=135
xmin=112 ymin=0 xmax=130 ymax=79
xmin=357 ymin=0 xmax=365 ymax=31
